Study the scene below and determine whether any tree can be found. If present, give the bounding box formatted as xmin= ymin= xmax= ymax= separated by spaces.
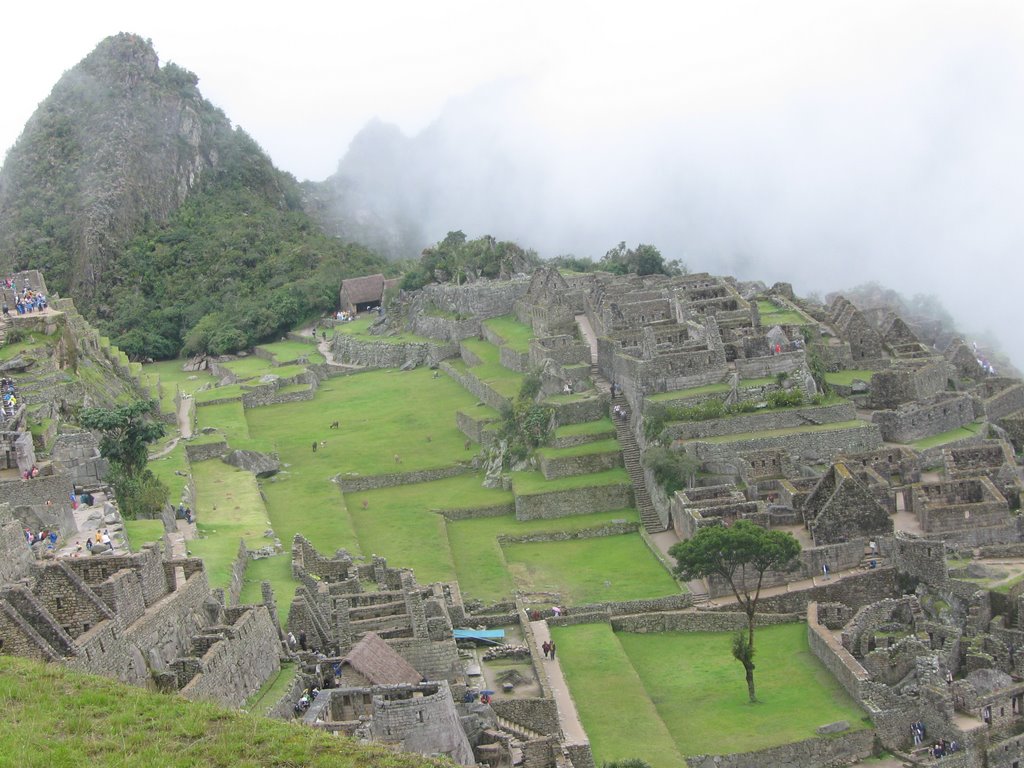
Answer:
xmin=80 ymin=401 xmax=168 ymax=519
xmin=668 ymin=520 xmax=801 ymax=702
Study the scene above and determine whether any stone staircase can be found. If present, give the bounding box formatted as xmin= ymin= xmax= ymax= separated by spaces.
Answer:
xmin=495 ymin=715 xmax=547 ymax=742
xmin=587 ymin=363 xmax=665 ymax=534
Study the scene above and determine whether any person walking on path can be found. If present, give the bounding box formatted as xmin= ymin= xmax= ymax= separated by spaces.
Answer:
xmin=549 ymin=642 xmax=556 ymax=660
xmin=542 ymin=641 xmax=550 ymax=659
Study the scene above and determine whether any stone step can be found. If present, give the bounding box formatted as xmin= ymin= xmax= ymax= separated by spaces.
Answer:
xmin=496 ymin=715 xmax=546 ymax=742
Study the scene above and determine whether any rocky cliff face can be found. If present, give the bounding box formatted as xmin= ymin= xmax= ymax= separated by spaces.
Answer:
xmin=0 ymin=33 xmax=227 ymax=297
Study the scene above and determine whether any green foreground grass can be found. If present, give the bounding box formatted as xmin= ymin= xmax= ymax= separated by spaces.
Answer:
xmin=0 ymin=656 xmax=441 ymax=768
xmin=553 ymin=623 xmax=869 ymax=767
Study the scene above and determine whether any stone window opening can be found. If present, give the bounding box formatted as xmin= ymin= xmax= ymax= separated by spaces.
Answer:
xmin=55 ymin=597 xmax=63 ymax=610
xmin=417 ymin=710 xmax=424 ymax=723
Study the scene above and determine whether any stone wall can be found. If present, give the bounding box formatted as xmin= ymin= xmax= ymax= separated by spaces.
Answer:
xmin=497 ymin=521 xmax=638 ymax=545
xmin=441 ymin=361 xmax=509 ymax=411
xmin=331 ymin=336 xmax=459 ymax=369
xmin=184 ymin=440 xmax=228 ymax=463
xmin=707 ymin=568 xmax=897 ymax=616
xmin=414 ymin=279 xmax=529 ymax=320
xmin=687 ymin=423 xmax=883 ymax=463
xmin=0 ymin=472 xmax=78 ymax=535
xmin=664 ymin=402 xmax=857 ymax=441
xmin=611 ymin=610 xmax=800 ymax=633
xmin=685 ymin=729 xmax=874 ymax=768
xmin=490 ymin=698 xmax=560 ymax=736
xmin=514 ymin=482 xmax=633 ymax=520
xmin=389 ymin=637 xmax=461 ymax=681
xmin=982 ymin=382 xmax=1024 ymax=422
xmin=241 ymin=383 xmax=315 ymax=408
xmin=499 ymin=346 xmax=530 ymax=373
xmin=410 ymin=314 xmax=481 ymax=342
xmin=546 ymin=593 xmax=692 ymax=621
xmin=179 ymin=605 xmax=281 ymax=707
xmin=538 ymin=448 xmax=622 ymax=480
xmin=335 ymin=463 xmax=474 ymax=492
xmin=229 ymin=538 xmax=248 ymax=607
xmin=548 ymin=395 xmax=608 ymax=428
xmin=733 ymin=350 xmax=807 ymax=378
xmin=869 ymin=360 xmax=952 ymax=409
xmin=0 ymin=505 xmax=34 ymax=585
xmin=529 ymin=335 xmax=591 ymax=369
xmin=806 ymin=603 xmax=871 ymax=702
xmin=456 ymin=408 xmax=500 ymax=446
xmin=122 ymin=570 xmax=211 ymax=669
xmin=871 ymin=394 xmax=977 ymax=443
xmin=50 ymin=431 xmax=109 ymax=486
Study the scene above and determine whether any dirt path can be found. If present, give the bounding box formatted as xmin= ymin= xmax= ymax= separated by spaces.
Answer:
xmin=530 ymin=619 xmax=588 ymax=745
xmin=177 ymin=396 xmax=193 ymax=440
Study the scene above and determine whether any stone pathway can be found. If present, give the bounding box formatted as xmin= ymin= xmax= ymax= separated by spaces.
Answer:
xmin=529 ymin=619 xmax=588 ymax=745
xmin=178 ymin=395 xmax=194 ymax=440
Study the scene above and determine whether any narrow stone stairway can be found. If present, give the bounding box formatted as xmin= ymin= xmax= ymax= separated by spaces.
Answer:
xmin=587 ymin=362 xmax=665 ymax=533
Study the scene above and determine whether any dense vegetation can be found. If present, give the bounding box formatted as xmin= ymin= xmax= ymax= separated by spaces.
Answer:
xmin=400 ymin=230 xmax=540 ymax=290
xmin=549 ymin=241 xmax=686 ymax=276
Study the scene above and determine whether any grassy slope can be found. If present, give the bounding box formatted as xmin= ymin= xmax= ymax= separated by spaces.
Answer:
xmin=446 ymin=509 xmax=639 ymax=603
xmin=333 ymin=315 xmax=431 ymax=344
xmin=482 ymin=314 xmax=534 ymax=352
xmin=550 ymin=623 xmax=684 ymax=768
xmin=504 ymin=535 xmax=681 ymax=605
xmin=616 ymin=624 xmax=870 ymax=754
xmin=512 ymin=467 xmax=630 ymax=495
xmin=0 ymin=656 xmax=440 ymax=768
xmin=460 ymin=338 xmax=525 ymax=398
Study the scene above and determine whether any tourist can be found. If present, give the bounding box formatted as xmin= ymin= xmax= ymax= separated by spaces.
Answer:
xmin=822 ymin=563 xmax=830 ymax=580
xmin=541 ymin=641 xmax=550 ymax=659
xmin=101 ymin=530 xmax=112 ymax=549
xmin=287 ymin=631 xmax=296 ymax=650
xmin=299 ymin=631 xmax=307 ymax=651
xmin=549 ymin=642 xmax=556 ymax=660
xmin=551 ymin=605 xmax=562 ymax=617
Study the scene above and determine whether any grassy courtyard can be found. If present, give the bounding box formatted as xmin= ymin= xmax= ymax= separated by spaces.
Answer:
xmin=553 ymin=622 xmax=869 ymax=767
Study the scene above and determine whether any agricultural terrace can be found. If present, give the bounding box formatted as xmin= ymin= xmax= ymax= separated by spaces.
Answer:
xmin=552 ymin=623 xmax=869 ymax=768
xmin=138 ymin=350 xmax=675 ymax=623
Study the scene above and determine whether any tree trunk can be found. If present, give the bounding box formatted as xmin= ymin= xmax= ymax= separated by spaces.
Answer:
xmin=744 ymin=659 xmax=757 ymax=703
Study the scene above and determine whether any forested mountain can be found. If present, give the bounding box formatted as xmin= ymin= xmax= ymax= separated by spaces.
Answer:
xmin=0 ymin=33 xmax=390 ymax=359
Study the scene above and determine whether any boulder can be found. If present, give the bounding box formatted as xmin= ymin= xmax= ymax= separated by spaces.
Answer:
xmin=815 ymin=720 xmax=849 ymax=735
xmin=222 ymin=449 xmax=280 ymax=477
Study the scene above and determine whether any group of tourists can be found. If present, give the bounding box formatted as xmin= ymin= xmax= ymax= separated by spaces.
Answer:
xmin=2 ymin=278 xmax=47 ymax=316
xmin=22 ymin=465 xmax=40 ymax=480
xmin=24 ymin=528 xmax=57 ymax=548
xmin=293 ymin=686 xmax=320 ymax=715
xmin=175 ymin=504 xmax=195 ymax=523
xmin=2 ymin=377 xmax=17 ymax=419
xmin=86 ymin=529 xmax=113 ymax=552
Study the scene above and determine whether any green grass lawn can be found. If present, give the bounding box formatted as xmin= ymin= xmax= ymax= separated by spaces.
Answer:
xmin=910 ymin=420 xmax=986 ymax=450
xmin=247 ymin=368 xmax=480 ymax=476
xmin=504 ymin=534 xmax=680 ymax=605
xmin=143 ymin=359 xmax=216 ymax=414
xmin=256 ymin=339 xmax=325 ymax=364
xmin=147 ymin=442 xmax=189 ymax=504
xmin=483 ymin=314 xmax=534 ymax=352
xmin=616 ymin=624 xmax=870 ymax=755
xmin=824 ymin=369 xmax=876 ymax=386
xmin=757 ymin=300 xmax=810 ymax=326
xmin=446 ymin=509 xmax=639 ymax=603
xmin=334 ymin=316 xmax=432 ymax=344
xmin=0 ymin=656 xmax=438 ymax=768
xmin=553 ymin=418 xmax=616 ymax=439
xmin=123 ymin=520 xmax=166 ymax=552
xmin=345 ymin=473 xmax=511 ymax=585
xmin=550 ymin=623 xmax=685 ymax=768
xmin=189 ymin=460 xmax=272 ymax=590
xmin=511 ymin=467 xmax=630 ymax=495
xmin=0 ymin=332 xmax=54 ymax=361
xmin=239 ymin=554 xmax=297 ymax=622
xmin=194 ymin=383 xmax=246 ymax=404
xmin=460 ymin=338 xmax=525 ymax=398
xmin=554 ymin=623 xmax=869 ymax=767
xmin=195 ymin=401 xmax=266 ymax=451
xmin=537 ymin=438 xmax=621 ymax=460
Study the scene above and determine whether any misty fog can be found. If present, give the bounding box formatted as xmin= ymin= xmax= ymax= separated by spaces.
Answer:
xmin=325 ymin=4 xmax=1024 ymax=368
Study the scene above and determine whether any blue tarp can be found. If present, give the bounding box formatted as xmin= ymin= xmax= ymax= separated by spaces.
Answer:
xmin=453 ymin=629 xmax=505 ymax=641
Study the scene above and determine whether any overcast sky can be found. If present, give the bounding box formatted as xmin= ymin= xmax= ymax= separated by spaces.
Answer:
xmin=2 ymin=1 xmax=1023 ymax=364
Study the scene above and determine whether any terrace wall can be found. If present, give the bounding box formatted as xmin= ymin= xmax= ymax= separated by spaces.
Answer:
xmin=687 ymin=424 xmax=883 ymax=463
xmin=685 ymin=730 xmax=874 ymax=768
xmin=331 ymin=336 xmax=458 ymax=369
xmin=514 ymin=483 xmax=633 ymax=520
xmin=665 ymin=401 xmax=857 ymax=441
xmin=334 ymin=463 xmax=474 ymax=492
xmin=538 ymin=449 xmax=623 ymax=480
